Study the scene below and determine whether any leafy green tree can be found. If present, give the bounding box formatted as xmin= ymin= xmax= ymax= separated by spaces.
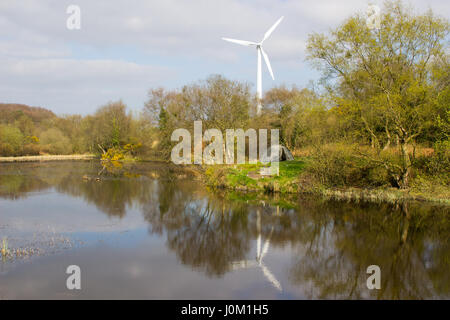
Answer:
xmin=89 ymin=101 xmax=131 ymax=153
xmin=307 ymin=0 xmax=449 ymax=188
xmin=263 ymin=86 xmax=328 ymax=149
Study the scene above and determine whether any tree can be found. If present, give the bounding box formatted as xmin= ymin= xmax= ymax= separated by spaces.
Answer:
xmin=307 ymin=0 xmax=449 ymax=188
xmin=40 ymin=128 xmax=72 ymax=154
xmin=89 ymin=101 xmax=131 ymax=152
xmin=263 ymin=86 xmax=328 ymax=149
xmin=144 ymin=75 xmax=253 ymax=159
xmin=14 ymin=114 xmax=35 ymax=137
xmin=192 ymin=74 xmax=252 ymax=132
xmin=0 ymin=124 xmax=24 ymax=156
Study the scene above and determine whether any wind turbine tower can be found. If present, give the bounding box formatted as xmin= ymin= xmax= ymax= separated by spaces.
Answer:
xmin=222 ymin=16 xmax=284 ymax=115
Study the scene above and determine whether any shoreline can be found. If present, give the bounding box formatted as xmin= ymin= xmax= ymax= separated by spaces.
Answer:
xmin=311 ymin=187 xmax=450 ymax=205
xmin=207 ymin=179 xmax=450 ymax=205
xmin=1 ymin=157 xmax=447 ymax=205
xmin=0 ymin=154 xmax=97 ymax=162
xmin=201 ymin=162 xmax=450 ymax=205
xmin=206 ymin=181 xmax=450 ymax=205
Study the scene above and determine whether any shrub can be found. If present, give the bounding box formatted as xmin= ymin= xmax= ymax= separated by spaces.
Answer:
xmin=425 ymin=141 xmax=450 ymax=176
xmin=0 ymin=125 xmax=24 ymax=156
xmin=413 ymin=140 xmax=450 ymax=184
xmin=0 ymin=143 xmax=14 ymax=156
xmin=101 ymin=147 xmax=125 ymax=161
xmin=39 ymin=128 xmax=72 ymax=154
xmin=302 ymin=143 xmax=389 ymax=188
xmin=22 ymin=143 xmax=41 ymax=156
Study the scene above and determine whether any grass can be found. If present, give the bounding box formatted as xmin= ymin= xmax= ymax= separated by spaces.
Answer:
xmin=204 ymin=159 xmax=307 ymax=194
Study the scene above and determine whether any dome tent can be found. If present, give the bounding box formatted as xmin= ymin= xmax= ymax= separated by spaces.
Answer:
xmin=261 ymin=145 xmax=294 ymax=162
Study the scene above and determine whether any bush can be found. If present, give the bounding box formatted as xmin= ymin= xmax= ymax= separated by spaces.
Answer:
xmin=101 ymin=147 xmax=125 ymax=161
xmin=302 ymin=143 xmax=389 ymax=188
xmin=39 ymin=128 xmax=72 ymax=154
xmin=22 ymin=143 xmax=41 ymax=156
xmin=413 ymin=140 xmax=450 ymax=184
xmin=0 ymin=143 xmax=14 ymax=156
xmin=425 ymin=141 xmax=450 ymax=176
xmin=0 ymin=125 xmax=24 ymax=156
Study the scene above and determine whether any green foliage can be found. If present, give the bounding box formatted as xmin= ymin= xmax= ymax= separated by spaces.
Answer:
xmin=0 ymin=124 xmax=24 ymax=156
xmin=39 ymin=128 xmax=72 ymax=154
xmin=429 ymin=141 xmax=450 ymax=177
xmin=101 ymin=143 xmax=143 ymax=161
xmin=306 ymin=0 xmax=449 ymax=188
xmin=204 ymin=161 xmax=307 ymax=194
xmin=89 ymin=101 xmax=131 ymax=151
xmin=101 ymin=147 xmax=125 ymax=161
xmin=0 ymin=0 xmax=447 ymax=200
xmin=144 ymin=75 xmax=253 ymax=158
xmin=22 ymin=143 xmax=40 ymax=156
xmin=263 ymin=86 xmax=330 ymax=149
xmin=0 ymin=101 xmax=151 ymax=157
xmin=303 ymin=143 xmax=388 ymax=188
xmin=414 ymin=140 xmax=450 ymax=180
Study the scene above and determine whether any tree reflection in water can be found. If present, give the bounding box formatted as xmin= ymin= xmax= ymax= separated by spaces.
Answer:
xmin=0 ymin=161 xmax=448 ymax=299
xmin=143 ymin=184 xmax=253 ymax=276
xmin=287 ymin=200 xmax=449 ymax=299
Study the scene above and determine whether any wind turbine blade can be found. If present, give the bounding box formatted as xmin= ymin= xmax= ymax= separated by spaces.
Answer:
xmin=260 ymin=47 xmax=274 ymax=80
xmin=260 ymin=227 xmax=274 ymax=260
xmin=262 ymin=16 xmax=284 ymax=42
xmin=260 ymin=263 xmax=282 ymax=291
xmin=260 ymin=239 xmax=270 ymax=260
xmin=222 ymin=38 xmax=257 ymax=46
xmin=256 ymin=234 xmax=261 ymax=261
xmin=256 ymin=209 xmax=261 ymax=260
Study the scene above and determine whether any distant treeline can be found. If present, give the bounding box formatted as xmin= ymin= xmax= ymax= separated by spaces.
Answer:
xmin=0 ymin=101 xmax=142 ymax=157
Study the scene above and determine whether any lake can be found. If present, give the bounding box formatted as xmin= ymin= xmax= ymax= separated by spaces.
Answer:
xmin=0 ymin=161 xmax=448 ymax=299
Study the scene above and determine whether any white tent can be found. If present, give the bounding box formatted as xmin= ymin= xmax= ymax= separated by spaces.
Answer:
xmin=261 ymin=145 xmax=294 ymax=162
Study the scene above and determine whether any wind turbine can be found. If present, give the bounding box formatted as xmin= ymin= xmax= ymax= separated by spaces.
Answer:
xmin=222 ymin=16 xmax=284 ymax=115
xmin=230 ymin=208 xmax=282 ymax=291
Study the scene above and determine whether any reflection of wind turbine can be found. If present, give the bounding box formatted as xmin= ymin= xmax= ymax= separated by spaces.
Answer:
xmin=222 ymin=16 xmax=284 ymax=116
xmin=231 ymin=209 xmax=282 ymax=291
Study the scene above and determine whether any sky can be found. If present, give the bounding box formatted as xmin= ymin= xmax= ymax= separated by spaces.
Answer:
xmin=0 ymin=0 xmax=448 ymax=115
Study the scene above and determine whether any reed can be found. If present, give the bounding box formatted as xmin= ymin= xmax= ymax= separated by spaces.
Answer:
xmin=1 ymin=237 xmax=9 ymax=257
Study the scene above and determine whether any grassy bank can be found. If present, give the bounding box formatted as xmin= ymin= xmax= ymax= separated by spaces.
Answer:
xmin=204 ymin=161 xmax=306 ymax=194
xmin=203 ymin=159 xmax=450 ymax=204
xmin=0 ymin=154 xmax=96 ymax=162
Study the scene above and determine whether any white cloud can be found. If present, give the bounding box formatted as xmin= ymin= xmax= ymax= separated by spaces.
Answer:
xmin=0 ymin=57 xmax=171 ymax=113
xmin=1 ymin=58 xmax=168 ymax=84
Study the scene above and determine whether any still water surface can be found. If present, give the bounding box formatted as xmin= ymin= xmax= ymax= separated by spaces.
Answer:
xmin=0 ymin=161 xmax=448 ymax=299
